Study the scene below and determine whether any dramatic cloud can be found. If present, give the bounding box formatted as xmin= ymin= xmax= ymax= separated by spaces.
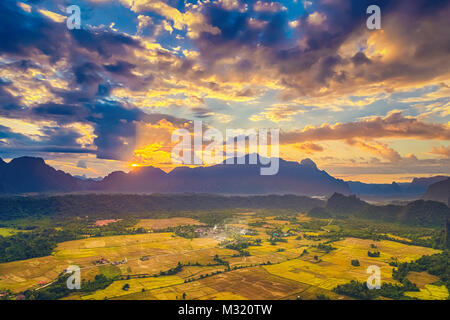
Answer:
xmin=280 ymin=111 xmax=450 ymax=144
xmin=430 ymin=145 xmax=450 ymax=158
xmin=250 ymin=104 xmax=305 ymax=122
xmin=294 ymin=142 xmax=324 ymax=154
xmin=0 ymin=0 xmax=448 ymax=180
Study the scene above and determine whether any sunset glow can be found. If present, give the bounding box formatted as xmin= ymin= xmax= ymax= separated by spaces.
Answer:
xmin=0 ymin=0 xmax=448 ymax=183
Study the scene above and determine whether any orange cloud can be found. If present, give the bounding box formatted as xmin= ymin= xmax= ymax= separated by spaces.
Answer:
xmin=294 ymin=142 xmax=324 ymax=154
xmin=280 ymin=111 xmax=450 ymax=144
xmin=250 ymin=104 xmax=305 ymax=122
xmin=132 ymin=143 xmax=172 ymax=167
xmin=430 ymin=145 xmax=450 ymax=158
xmin=352 ymin=140 xmax=402 ymax=163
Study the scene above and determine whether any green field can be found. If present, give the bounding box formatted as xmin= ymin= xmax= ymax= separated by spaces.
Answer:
xmin=0 ymin=227 xmax=24 ymax=237
xmin=0 ymin=212 xmax=448 ymax=300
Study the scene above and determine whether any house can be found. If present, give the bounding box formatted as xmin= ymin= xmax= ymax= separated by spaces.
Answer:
xmin=94 ymin=257 xmax=109 ymax=265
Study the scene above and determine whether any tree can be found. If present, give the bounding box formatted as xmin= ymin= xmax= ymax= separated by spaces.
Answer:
xmin=351 ymin=259 xmax=360 ymax=266
xmin=368 ymin=251 xmax=380 ymax=257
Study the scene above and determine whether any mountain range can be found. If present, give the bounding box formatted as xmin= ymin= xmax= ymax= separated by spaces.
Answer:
xmin=0 ymin=156 xmax=448 ymax=202
xmin=0 ymin=155 xmax=349 ymax=196
xmin=347 ymin=175 xmax=449 ymax=200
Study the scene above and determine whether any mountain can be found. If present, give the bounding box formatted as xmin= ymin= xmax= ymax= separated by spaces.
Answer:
xmin=97 ymin=155 xmax=350 ymax=196
xmin=0 ymin=156 xmax=82 ymax=193
xmin=99 ymin=166 xmax=167 ymax=192
xmin=348 ymin=175 xmax=449 ymax=200
xmin=326 ymin=192 xmax=370 ymax=215
xmin=0 ymin=158 xmax=7 ymax=193
xmin=310 ymin=193 xmax=450 ymax=227
xmin=0 ymin=155 xmax=350 ymax=196
xmin=398 ymin=199 xmax=450 ymax=226
xmin=411 ymin=176 xmax=449 ymax=188
xmin=423 ymin=178 xmax=450 ymax=206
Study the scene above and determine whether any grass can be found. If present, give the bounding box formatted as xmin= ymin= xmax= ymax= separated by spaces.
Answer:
xmin=135 ymin=218 xmax=204 ymax=231
xmin=405 ymin=284 xmax=449 ymax=300
xmin=263 ymin=258 xmax=350 ymax=289
xmin=0 ymin=217 xmax=445 ymax=300
xmin=82 ymin=275 xmax=185 ymax=300
xmin=0 ymin=227 xmax=23 ymax=237
xmin=264 ymin=238 xmax=440 ymax=293
xmin=196 ymin=266 xmax=309 ymax=300
xmin=0 ymin=233 xmax=222 ymax=293
xmin=200 ymin=292 xmax=247 ymax=300
xmin=406 ymin=271 xmax=440 ymax=289
xmin=99 ymin=265 xmax=122 ymax=278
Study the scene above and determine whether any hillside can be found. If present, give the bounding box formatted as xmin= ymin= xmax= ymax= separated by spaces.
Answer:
xmin=423 ymin=178 xmax=450 ymax=206
xmin=309 ymin=193 xmax=450 ymax=227
xmin=0 ymin=193 xmax=324 ymax=220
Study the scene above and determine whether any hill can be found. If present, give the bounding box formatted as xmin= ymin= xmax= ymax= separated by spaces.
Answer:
xmin=309 ymin=193 xmax=450 ymax=227
xmin=423 ymin=178 xmax=450 ymax=206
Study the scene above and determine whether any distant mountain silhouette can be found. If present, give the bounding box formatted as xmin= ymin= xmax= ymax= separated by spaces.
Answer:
xmin=0 ymin=155 xmax=350 ymax=196
xmin=100 ymin=166 xmax=167 ymax=192
xmin=0 ymin=157 xmax=81 ymax=193
xmin=97 ymin=154 xmax=350 ymax=195
xmin=310 ymin=193 xmax=450 ymax=227
xmin=348 ymin=175 xmax=449 ymax=200
xmin=411 ymin=176 xmax=449 ymax=187
xmin=423 ymin=178 xmax=450 ymax=206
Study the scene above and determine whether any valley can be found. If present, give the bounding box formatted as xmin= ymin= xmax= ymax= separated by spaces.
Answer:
xmin=0 ymin=197 xmax=448 ymax=300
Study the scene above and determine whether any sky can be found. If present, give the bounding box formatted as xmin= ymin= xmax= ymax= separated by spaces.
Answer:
xmin=0 ymin=0 xmax=449 ymax=183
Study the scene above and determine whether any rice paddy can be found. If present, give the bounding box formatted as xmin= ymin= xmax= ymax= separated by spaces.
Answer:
xmin=405 ymin=284 xmax=449 ymax=300
xmin=0 ymin=215 xmax=446 ymax=300
xmin=135 ymin=218 xmax=204 ymax=231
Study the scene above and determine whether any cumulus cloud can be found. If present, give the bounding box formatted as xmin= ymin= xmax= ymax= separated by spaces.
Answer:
xmin=306 ymin=12 xmax=326 ymax=26
xmin=294 ymin=142 xmax=324 ymax=154
xmin=430 ymin=145 xmax=450 ymax=158
xmin=0 ymin=0 xmax=449 ymax=177
xmin=253 ymin=1 xmax=286 ymax=12
xmin=250 ymin=104 xmax=305 ymax=122
xmin=280 ymin=111 xmax=450 ymax=144
xmin=351 ymin=140 xmax=402 ymax=163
